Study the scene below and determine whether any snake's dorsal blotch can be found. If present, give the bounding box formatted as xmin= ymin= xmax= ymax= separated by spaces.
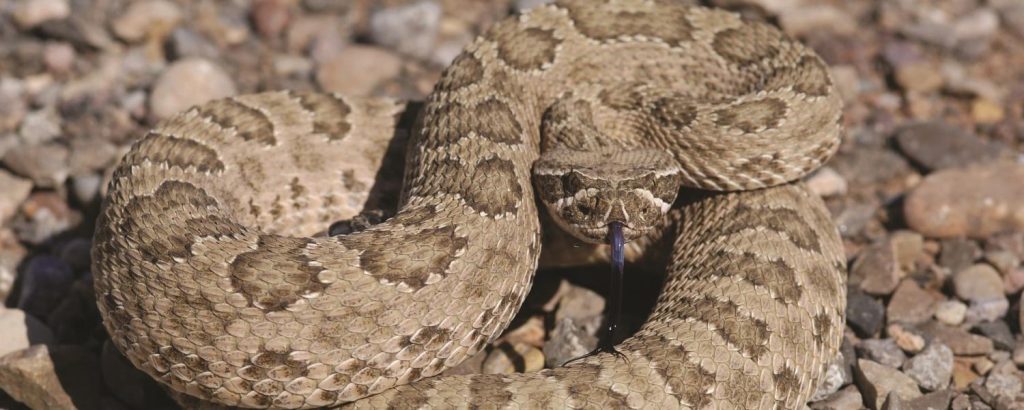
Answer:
xmin=93 ymin=1 xmax=844 ymax=408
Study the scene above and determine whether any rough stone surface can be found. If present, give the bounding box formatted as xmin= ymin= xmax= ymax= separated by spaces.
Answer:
xmin=904 ymin=163 xmax=1024 ymax=239
xmin=0 ymin=309 xmax=54 ymax=359
xmin=887 ymin=279 xmax=940 ymax=325
xmin=856 ymin=359 xmax=923 ymax=410
xmin=316 ymin=46 xmax=403 ymax=95
xmin=369 ymin=1 xmax=442 ymax=60
xmin=934 ymin=300 xmax=967 ymax=326
xmin=0 ymin=345 xmax=99 ymax=410
xmin=895 ymin=122 xmax=1002 ymax=172
xmin=1 ymin=143 xmax=70 ymax=188
xmin=856 ymin=339 xmax=907 ymax=368
xmin=903 ymin=343 xmax=953 ymax=391
xmin=852 ymin=240 xmax=904 ymax=295
xmin=811 ymin=385 xmax=863 ymax=410
xmin=918 ymin=322 xmax=993 ymax=356
xmin=847 ymin=288 xmax=886 ymax=337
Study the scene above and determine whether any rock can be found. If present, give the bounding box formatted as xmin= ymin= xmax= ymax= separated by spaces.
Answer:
xmin=0 ymin=345 xmax=100 ymax=410
xmin=887 ymin=280 xmax=940 ymax=325
xmin=973 ymin=321 xmax=1014 ymax=351
xmin=68 ymin=136 xmax=120 ymax=175
xmin=1014 ymin=341 xmax=1024 ymax=366
xmin=984 ymin=361 xmax=1023 ymax=401
xmin=2 ymin=143 xmax=70 ymax=188
xmin=811 ymin=351 xmax=850 ymax=401
xmin=904 ymin=163 xmax=1024 ymax=239
xmin=835 ymin=202 xmax=879 ymax=238
xmin=890 ymin=231 xmax=924 ymax=271
xmin=0 ymin=78 xmax=27 ymax=133
xmin=811 ymin=385 xmax=862 ymax=410
xmin=847 ymin=289 xmax=885 ymax=337
xmin=149 ymin=58 xmax=237 ymax=120
xmin=903 ymin=343 xmax=953 ymax=391
xmin=952 ymin=359 xmax=980 ymax=391
xmin=832 ymin=147 xmax=912 ymax=186
xmin=984 ymin=250 xmax=1020 ymax=276
xmin=16 ymin=255 xmax=74 ymax=321
xmin=515 ymin=0 xmax=553 ymax=11
xmin=166 ymin=28 xmax=220 ymax=60
xmin=905 ymin=389 xmax=955 ymax=410
xmin=70 ymin=173 xmax=103 ymax=205
xmin=972 ymin=98 xmax=1005 ymax=124
xmin=316 ymin=46 xmax=403 ymax=95
xmin=856 ymin=339 xmax=907 ymax=368
xmin=939 ymin=238 xmax=979 ymax=274
xmin=18 ymin=108 xmax=62 ymax=145
xmin=251 ymin=0 xmax=291 ymax=38
xmin=110 ymin=0 xmax=183 ymax=42
xmin=11 ymin=0 xmax=70 ymax=29
xmin=953 ymin=8 xmax=999 ymax=45
xmin=855 ymin=359 xmax=923 ymax=410
xmin=369 ymin=1 xmax=442 ymax=60
xmin=554 ymin=285 xmax=605 ymax=334
xmin=918 ymin=322 xmax=993 ymax=356
xmin=0 ymin=230 xmax=26 ymax=302
xmin=0 ymin=308 xmax=54 ymax=358
xmin=888 ymin=324 xmax=927 ymax=353
xmin=807 ymin=166 xmax=848 ymax=197
xmin=543 ymin=317 xmax=597 ymax=367
xmin=851 ymin=240 xmax=903 ymax=295
xmin=964 ymin=298 xmax=1009 ymax=323
xmin=11 ymin=192 xmax=81 ymax=245
xmin=0 ymin=170 xmax=32 ymax=224
xmin=934 ymin=300 xmax=967 ymax=326
xmin=895 ymin=122 xmax=1002 ymax=172
xmin=778 ymin=5 xmax=855 ymax=36
xmin=42 ymin=42 xmax=75 ymax=74
xmin=894 ymin=63 xmax=944 ymax=93
xmin=953 ymin=263 xmax=1005 ymax=302
xmin=482 ymin=342 xmax=544 ymax=374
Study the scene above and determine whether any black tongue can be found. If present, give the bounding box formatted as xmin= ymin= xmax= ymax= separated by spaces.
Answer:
xmin=608 ymin=221 xmax=625 ymax=272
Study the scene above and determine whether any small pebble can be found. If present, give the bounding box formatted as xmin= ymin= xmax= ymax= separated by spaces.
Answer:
xmin=543 ymin=317 xmax=596 ymax=368
xmin=110 ymin=0 xmax=184 ymax=42
xmin=903 ymin=342 xmax=953 ymax=391
xmin=939 ymin=238 xmax=979 ymax=274
xmin=952 ymin=264 xmax=1005 ymax=303
xmin=974 ymin=321 xmax=1014 ymax=351
xmin=251 ymin=0 xmax=291 ymax=38
xmin=888 ymin=324 xmax=926 ymax=353
xmin=12 ymin=192 xmax=81 ymax=245
xmin=851 ymin=240 xmax=903 ymax=296
xmin=807 ymin=166 xmax=848 ymax=197
xmin=42 ymin=41 xmax=75 ymax=74
xmin=0 ymin=170 xmax=33 ymax=224
xmin=810 ymin=385 xmax=862 ymax=410
xmin=983 ymin=361 xmax=1023 ymax=401
xmin=11 ymin=0 xmax=70 ymax=29
xmin=887 ymin=279 xmax=939 ymax=325
xmin=894 ymin=62 xmax=944 ymax=93
xmin=846 ymin=289 xmax=885 ymax=337
xmin=149 ymin=58 xmax=237 ymax=119
xmin=369 ymin=1 xmax=442 ymax=60
xmin=918 ymin=321 xmax=993 ymax=356
xmin=18 ymin=108 xmax=62 ymax=145
xmin=934 ymin=300 xmax=967 ymax=326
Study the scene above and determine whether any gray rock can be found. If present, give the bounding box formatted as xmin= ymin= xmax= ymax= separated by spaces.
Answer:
xmin=904 ymin=163 xmax=1024 ymax=239
xmin=896 ymin=122 xmax=1002 ymax=172
xmin=70 ymin=173 xmax=102 ymax=205
xmin=835 ymin=202 xmax=879 ymax=238
xmin=0 ymin=78 xmax=27 ymax=133
xmin=1 ymin=143 xmax=70 ymax=188
xmin=17 ymin=109 xmax=62 ymax=145
xmin=974 ymin=321 xmax=1014 ymax=351
xmin=555 ymin=285 xmax=604 ymax=335
xmin=167 ymin=28 xmax=220 ymax=60
xmin=855 ymin=359 xmax=923 ymax=410
xmin=811 ymin=385 xmax=862 ymax=410
xmin=515 ymin=0 xmax=554 ymax=11
xmin=903 ymin=343 xmax=953 ymax=391
xmin=964 ymin=298 xmax=1009 ymax=323
xmin=984 ymin=361 xmax=1023 ymax=401
xmin=811 ymin=352 xmax=850 ymax=401
xmin=807 ymin=166 xmax=848 ymax=197
xmin=0 ymin=308 xmax=54 ymax=358
xmin=857 ymin=339 xmax=907 ymax=369
xmin=369 ymin=1 xmax=442 ymax=60
xmin=542 ymin=317 xmax=596 ymax=368
xmin=149 ymin=58 xmax=237 ymax=120
xmin=832 ymin=147 xmax=912 ymax=186
xmin=983 ymin=250 xmax=1020 ymax=276
xmin=0 ymin=230 xmax=26 ymax=302
xmin=0 ymin=345 xmax=99 ymax=410
xmin=939 ymin=238 xmax=979 ymax=274
xmin=10 ymin=192 xmax=81 ymax=245
xmin=847 ymin=289 xmax=885 ymax=337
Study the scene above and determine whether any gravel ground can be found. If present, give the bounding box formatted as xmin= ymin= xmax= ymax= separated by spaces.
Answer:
xmin=1 ymin=0 xmax=1024 ymax=409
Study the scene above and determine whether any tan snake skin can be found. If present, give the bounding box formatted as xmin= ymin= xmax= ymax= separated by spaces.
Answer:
xmin=92 ymin=1 xmax=846 ymax=408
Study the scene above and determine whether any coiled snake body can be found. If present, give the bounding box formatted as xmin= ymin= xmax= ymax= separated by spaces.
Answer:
xmin=93 ymin=1 xmax=846 ymax=408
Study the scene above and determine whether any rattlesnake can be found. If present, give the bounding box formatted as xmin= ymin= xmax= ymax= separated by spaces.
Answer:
xmin=92 ymin=1 xmax=846 ymax=408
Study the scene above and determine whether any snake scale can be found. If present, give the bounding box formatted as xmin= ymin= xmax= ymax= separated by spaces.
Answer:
xmin=92 ymin=1 xmax=846 ymax=408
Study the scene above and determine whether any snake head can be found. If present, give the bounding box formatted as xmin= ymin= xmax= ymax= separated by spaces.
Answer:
xmin=533 ymin=148 xmax=682 ymax=244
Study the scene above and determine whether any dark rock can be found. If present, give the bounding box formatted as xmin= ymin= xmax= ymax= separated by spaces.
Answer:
xmin=847 ymin=288 xmax=886 ymax=337
xmin=903 ymin=342 xmax=953 ymax=391
xmin=856 ymin=339 xmax=907 ymax=368
xmin=939 ymin=238 xmax=980 ymax=274
xmin=16 ymin=255 xmax=74 ymax=322
xmin=896 ymin=122 xmax=1002 ymax=172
